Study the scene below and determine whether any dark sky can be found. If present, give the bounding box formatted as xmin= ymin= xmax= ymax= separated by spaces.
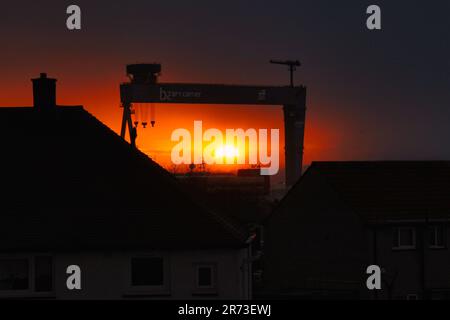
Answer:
xmin=1 ymin=0 xmax=450 ymax=167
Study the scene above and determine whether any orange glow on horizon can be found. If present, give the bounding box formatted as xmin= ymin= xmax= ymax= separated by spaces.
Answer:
xmin=131 ymin=103 xmax=284 ymax=175
xmin=0 ymin=75 xmax=346 ymax=180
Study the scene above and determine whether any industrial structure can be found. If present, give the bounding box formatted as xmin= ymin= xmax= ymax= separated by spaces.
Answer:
xmin=119 ymin=63 xmax=307 ymax=187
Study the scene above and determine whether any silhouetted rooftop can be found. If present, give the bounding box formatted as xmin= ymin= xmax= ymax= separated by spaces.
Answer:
xmin=0 ymin=106 xmax=246 ymax=251
xmin=278 ymin=161 xmax=450 ymax=221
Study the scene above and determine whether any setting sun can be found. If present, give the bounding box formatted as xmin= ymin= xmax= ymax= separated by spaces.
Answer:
xmin=215 ymin=145 xmax=240 ymax=160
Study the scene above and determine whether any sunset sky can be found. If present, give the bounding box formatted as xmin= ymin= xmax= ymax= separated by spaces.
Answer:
xmin=1 ymin=1 xmax=450 ymax=184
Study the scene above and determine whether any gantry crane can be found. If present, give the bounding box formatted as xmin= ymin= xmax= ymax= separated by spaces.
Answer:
xmin=120 ymin=62 xmax=306 ymax=187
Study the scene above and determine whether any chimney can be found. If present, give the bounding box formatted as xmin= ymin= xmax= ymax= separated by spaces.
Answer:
xmin=32 ymin=73 xmax=57 ymax=110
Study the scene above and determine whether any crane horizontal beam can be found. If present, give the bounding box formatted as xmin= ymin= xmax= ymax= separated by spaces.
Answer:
xmin=120 ymin=83 xmax=305 ymax=105
xmin=270 ymin=60 xmax=301 ymax=67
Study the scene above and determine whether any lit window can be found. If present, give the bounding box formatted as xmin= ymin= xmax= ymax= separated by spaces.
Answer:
xmin=393 ymin=227 xmax=416 ymax=249
xmin=429 ymin=225 xmax=446 ymax=248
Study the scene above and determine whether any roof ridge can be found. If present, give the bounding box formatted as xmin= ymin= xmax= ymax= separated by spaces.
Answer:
xmin=80 ymin=108 xmax=247 ymax=245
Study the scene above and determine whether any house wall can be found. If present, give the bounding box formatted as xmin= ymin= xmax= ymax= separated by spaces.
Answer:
xmin=0 ymin=248 xmax=250 ymax=300
xmin=263 ymin=170 xmax=370 ymax=299
xmin=263 ymin=164 xmax=450 ymax=300
xmin=426 ymin=225 xmax=450 ymax=296
xmin=369 ymin=224 xmax=450 ymax=300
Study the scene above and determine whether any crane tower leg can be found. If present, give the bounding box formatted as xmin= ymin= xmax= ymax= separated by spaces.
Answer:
xmin=120 ymin=102 xmax=136 ymax=148
xmin=283 ymin=88 xmax=307 ymax=187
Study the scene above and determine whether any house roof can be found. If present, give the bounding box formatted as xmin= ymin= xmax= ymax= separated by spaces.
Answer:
xmin=0 ymin=106 xmax=247 ymax=251
xmin=283 ymin=161 xmax=450 ymax=221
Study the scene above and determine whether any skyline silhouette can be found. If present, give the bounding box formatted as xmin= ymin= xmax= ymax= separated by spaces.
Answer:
xmin=1 ymin=1 xmax=449 ymax=171
xmin=1 ymin=0 xmax=450 ymax=302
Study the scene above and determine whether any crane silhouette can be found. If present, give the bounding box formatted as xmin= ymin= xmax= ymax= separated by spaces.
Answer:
xmin=270 ymin=60 xmax=301 ymax=87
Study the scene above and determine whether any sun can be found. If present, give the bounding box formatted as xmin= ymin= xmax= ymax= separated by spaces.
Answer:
xmin=215 ymin=144 xmax=240 ymax=160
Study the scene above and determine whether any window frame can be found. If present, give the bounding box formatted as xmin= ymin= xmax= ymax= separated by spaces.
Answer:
xmin=126 ymin=254 xmax=171 ymax=297
xmin=429 ymin=225 xmax=446 ymax=249
xmin=192 ymin=263 xmax=218 ymax=296
xmin=392 ymin=226 xmax=416 ymax=250
xmin=0 ymin=254 xmax=54 ymax=298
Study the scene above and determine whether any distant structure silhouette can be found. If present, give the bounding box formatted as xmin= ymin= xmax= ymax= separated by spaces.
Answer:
xmin=120 ymin=63 xmax=307 ymax=187
xmin=269 ymin=60 xmax=301 ymax=87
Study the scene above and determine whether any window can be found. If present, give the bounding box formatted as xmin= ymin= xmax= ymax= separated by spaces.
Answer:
xmin=0 ymin=259 xmax=29 ymax=291
xmin=406 ymin=294 xmax=418 ymax=300
xmin=197 ymin=266 xmax=214 ymax=288
xmin=126 ymin=256 xmax=171 ymax=297
xmin=393 ymin=227 xmax=416 ymax=249
xmin=131 ymin=257 xmax=164 ymax=287
xmin=0 ymin=256 xmax=54 ymax=297
xmin=429 ymin=225 xmax=446 ymax=248
xmin=35 ymin=256 xmax=53 ymax=292
xmin=193 ymin=264 xmax=217 ymax=295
